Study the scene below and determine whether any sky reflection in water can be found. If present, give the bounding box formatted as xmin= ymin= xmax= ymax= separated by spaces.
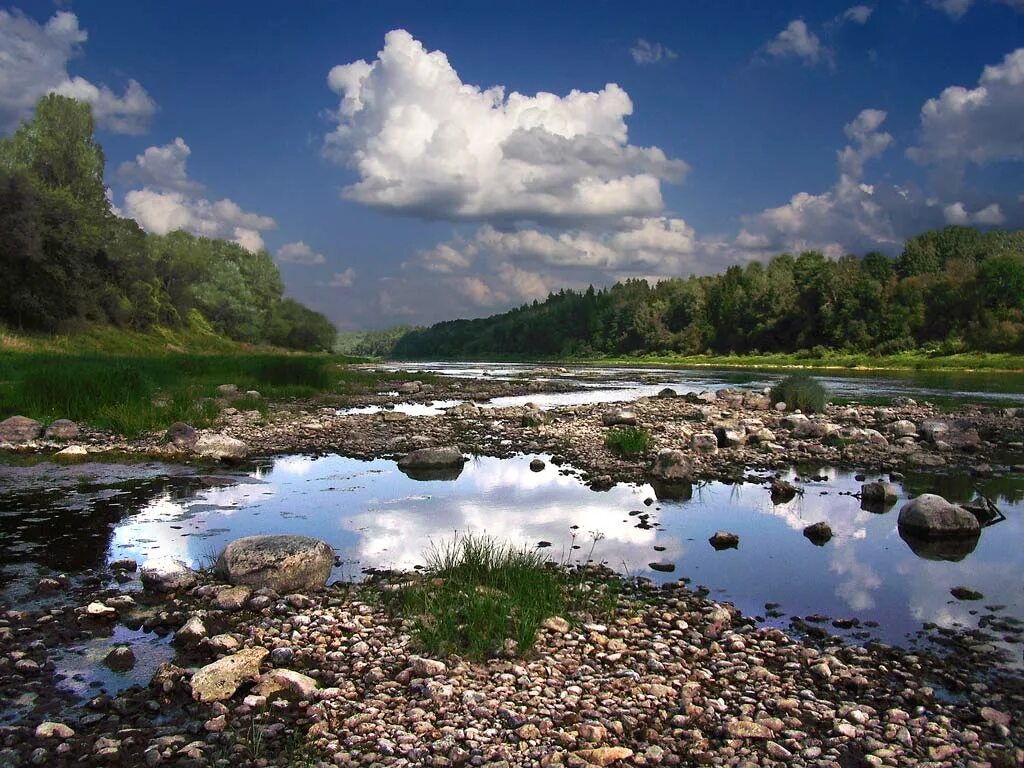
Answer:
xmin=109 ymin=454 xmax=1024 ymax=656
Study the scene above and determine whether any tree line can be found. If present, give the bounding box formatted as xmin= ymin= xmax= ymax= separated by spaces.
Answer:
xmin=0 ymin=95 xmax=335 ymax=351
xmin=393 ymin=226 xmax=1024 ymax=359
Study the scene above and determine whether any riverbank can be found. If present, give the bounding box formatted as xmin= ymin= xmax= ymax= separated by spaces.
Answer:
xmin=0 ymin=554 xmax=1021 ymax=767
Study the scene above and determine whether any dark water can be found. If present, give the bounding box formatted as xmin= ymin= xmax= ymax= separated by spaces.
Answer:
xmin=378 ymin=361 xmax=1024 ymax=406
xmin=2 ymin=454 xmax=1021 ymax=665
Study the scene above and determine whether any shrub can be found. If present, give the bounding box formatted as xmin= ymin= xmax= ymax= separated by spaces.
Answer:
xmin=771 ymin=374 xmax=827 ymax=414
xmin=396 ymin=534 xmax=565 ymax=659
xmin=605 ymin=426 xmax=652 ymax=456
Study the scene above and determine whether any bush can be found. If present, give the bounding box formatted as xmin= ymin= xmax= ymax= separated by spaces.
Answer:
xmin=605 ymin=426 xmax=652 ymax=456
xmin=771 ymin=374 xmax=827 ymax=414
xmin=396 ymin=534 xmax=564 ymax=659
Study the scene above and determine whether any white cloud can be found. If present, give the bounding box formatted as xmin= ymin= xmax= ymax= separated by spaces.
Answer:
xmin=0 ymin=10 xmax=156 ymax=134
xmin=277 ymin=241 xmax=326 ymax=266
xmin=329 ymin=268 xmax=356 ymax=288
xmin=926 ymin=0 xmax=975 ymax=18
xmin=907 ymin=48 xmax=1024 ymax=170
xmin=118 ymin=138 xmax=276 ymax=253
xmin=323 ymin=29 xmax=687 ymax=225
xmin=765 ymin=20 xmax=831 ymax=67
xmin=943 ymin=201 xmax=1006 ymax=224
xmin=843 ymin=5 xmax=874 ymax=23
xmin=456 ymin=276 xmax=498 ymax=306
xmin=630 ymin=39 xmax=677 ymax=65
xmin=117 ymin=138 xmax=203 ymax=193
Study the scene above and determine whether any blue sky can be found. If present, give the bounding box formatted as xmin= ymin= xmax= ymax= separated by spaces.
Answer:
xmin=1 ymin=1 xmax=1022 ymax=329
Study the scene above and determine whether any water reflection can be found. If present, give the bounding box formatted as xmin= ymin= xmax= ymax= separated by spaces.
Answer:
xmin=3 ymin=454 xmax=1022 ymax=659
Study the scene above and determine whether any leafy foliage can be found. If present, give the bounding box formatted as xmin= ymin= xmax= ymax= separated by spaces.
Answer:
xmin=0 ymin=96 xmax=334 ymax=349
xmin=394 ymin=227 xmax=1024 ymax=359
xmin=771 ymin=374 xmax=827 ymax=414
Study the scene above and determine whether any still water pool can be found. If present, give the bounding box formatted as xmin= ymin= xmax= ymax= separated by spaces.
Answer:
xmin=2 ymin=454 xmax=1020 ymax=662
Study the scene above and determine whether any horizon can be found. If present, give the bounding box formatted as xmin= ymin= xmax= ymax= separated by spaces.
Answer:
xmin=1 ymin=1 xmax=1022 ymax=331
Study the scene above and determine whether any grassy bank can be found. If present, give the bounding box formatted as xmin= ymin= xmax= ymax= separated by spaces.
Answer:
xmin=569 ymin=349 xmax=1024 ymax=373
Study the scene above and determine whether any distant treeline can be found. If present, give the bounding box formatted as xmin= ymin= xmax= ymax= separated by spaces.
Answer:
xmin=335 ymin=325 xmax=420 ymax=357
xmin=394 ymin=226 xmax=1024 ymax=359
xmin=0 ymin=95 xmax=335 ymax=351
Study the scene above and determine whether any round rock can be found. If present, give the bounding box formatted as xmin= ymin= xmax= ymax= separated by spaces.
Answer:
xmin=216 ymin=535 xmax=334 ymax=593
xmin=898 ymin=494 xmax=980 ymax=538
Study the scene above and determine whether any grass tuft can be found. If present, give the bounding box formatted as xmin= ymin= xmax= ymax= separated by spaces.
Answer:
xmin=605 ymin=426 xmax=652 ymax=456
xmin=770 ymin=373 xmax=827 ymax=414
xmin=396 ymin=533 xmax=565 ymax=660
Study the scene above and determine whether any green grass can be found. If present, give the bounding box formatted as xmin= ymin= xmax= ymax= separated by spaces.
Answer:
xmin=396 ymin=534 xmax=566 ymax=660
xmin=0 ymin=351 xmax=429 ymax=437
xmin=605 ymin=426 xmax=652 ymax=456
xmin=771 ymin=373 xmax=827 ymax=414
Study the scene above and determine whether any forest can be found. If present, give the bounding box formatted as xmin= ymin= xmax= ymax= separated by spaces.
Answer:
xmin=0 ymin=95 xmax=335 ymax=351
xmin=393 ymin=226 xmax=1024 ymax=360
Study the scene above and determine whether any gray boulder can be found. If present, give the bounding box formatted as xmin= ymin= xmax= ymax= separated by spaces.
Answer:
xmin=650 ymin=449 xmax=694 ymax=483
xmin=195 ymin=433 xmax=248 ymax=461
xmin=713 ymin=426 xmax=745 ymax=448
xmin=601 ymin=409 xmax=638 ymax=427
xmin=861 ymin=481 xmax=899 ymax=505
xmin=44 ymin=419 xmax=79 ymax=440
xmin=398 ymin=446 xmax=465 ymax=469
xmin=0 ymin=415 xmax=43 ymax=443
xmin=898 ymin=494 xmax=980 ymax=538
xmin=691 ymin=432 xmax=719 ymax=454
xmin=166 ymin=422 xmax=198 ymax=449
xmin=140 ymin=557 xmax=197 ymax=593
xmin=891 ymin=420 xmax=918 ymax=438
xmin=216 ymin=535 xmax=334 ymax=593
xmin=920 ymin=419 xmax=949 ymax=443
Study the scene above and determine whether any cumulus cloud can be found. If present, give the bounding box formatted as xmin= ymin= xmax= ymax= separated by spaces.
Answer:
xmin=907 ymin=48 xmax=1024 ymax=171
xmin=842 ymin=5 xmax=874 ymax=23
xmin=926 ymin=0 xmax=975 ymax=17
xmin=630 ymin=39 xmax=677 ymax=65
xmin=323 ymin=29 xmax=687 ymax=225
xmin=328 ymin=268 xmax=356 ymax=288
xmin=943 ymin=201 xmax=1006 ymax=224
xmin=0 ymin=9 xmax=156 ymax=134
xmin=277 ymin=241 xmax=326 ymax=266
xmin=118 ymin=138 xmax=276 ymax=253
xmin=765 ymin=20 xmax=831 ymax=67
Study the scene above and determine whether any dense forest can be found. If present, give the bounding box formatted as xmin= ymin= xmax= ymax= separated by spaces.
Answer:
xmin=394 ymin=226 xmax=1024 ymax=359
xmin=0 ymin=95 xmax=335 ymax=351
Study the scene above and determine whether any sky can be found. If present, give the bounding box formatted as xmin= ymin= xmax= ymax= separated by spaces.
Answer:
xmin=1 ymin=1 xmax=1022 ymax=330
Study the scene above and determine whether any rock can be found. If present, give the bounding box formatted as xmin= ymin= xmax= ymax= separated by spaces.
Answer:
xmin=208 ymin=634 xmax=240 ymax=653
xmin=602 ymin=409 xmax=637 ymax=427
xmin=861 ymin=481 xmax=898 ymax=505
xmin=174 ymin=616 xmax=207 ymax=646
xmin=529 ymin=458 xmax=545 ymax=472
xmin=409 ymin=657 xmax=447 ymax=677
xmin=35 ymin=722 xmax=75 ymax=740
xmin=191 ymin=647 xmax=268 ymax=702
xmin=920 ymin=419 xmax=949 ymax=442
xmin=195 ymin=433 xmax=248 ymax=461
xmin=709 ymin=531 xmax=739 ymax=550
xmin=803 ymin=521 xmax=833 ymax=545
xmin=214 ymin=585 xmax=252 ymax=611
xmin=657 ymin=388 xmax=677 ymax=398
xmin=898 ymin=494 xmax=981 ymax=538
xmin=899 ymin=528 xmax=979 ymax=561
xmin=713 ymin=425 xmax=745 ymax=448
xmin=574 ymin=747 xmax=634 ymax=765
xmin=980 ymin=706 xmax=1011 ymax=727
xmin=140 ymin=557 xmax=197 ymax=593
xmin=770 ymin=479 xmax=797 ymax=504
xmin=781 ymin=413 xmax=808 ymax=430
xmin=950 ymin=586 xmax=983 ymax=600
xmin=216 ymin=535 xmax=334 ymax=594
xmin=104 ymin=646 xmax=136 ymax=671
xmin=725 ymin=720 xmax=772 ymax=739
xmin=165 ymin=422 xmax=198 ymax=449
xmin=43 ymin=419 xmax=79 ymax=440
xmin=891 ymin=419 xmax=918 ymax=437
xmin=649 ymin=562 xmax=675 ymax=572
xmin=54 ymin=445 xmax=88 ymax=458
xmin=85 ymin=601 xmax=117 ymax=619
xmin=110 ymin=558 xmax=137 ymax=572
xmin=542 ymin=616 xmax=570 ymax=633
xmin=650 ymin=449 xmax=693 ymax=482
xmin=0 ymin=415 xmax=42 ymax=443
xmin=216 ymin=384 xmax=239 ymax=397
xmin=253 ymin=668 xmax=319 ymax=700
xmin=398 ymin=446 xmax=465 ymax=469
xmin=691 ymin=432 xmax=718 ymax=454
xmin=397 ymin=381 xmax=421 ymax=395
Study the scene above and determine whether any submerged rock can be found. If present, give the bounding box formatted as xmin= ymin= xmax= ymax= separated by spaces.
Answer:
xmin=529 ymin=458 xmax=546 ymax=472
xmin=898 ymin=494 xmax=980 ymax=538
xmin=649 ymin=561 xmax=676 ymax=573
xmin=803 ymin=521 xmax=833 ymax=545
xmin=103 ymin=645 xmax=136 ymax=671
xmin=769 ymin=479 xmax=798 ymax=504
xmin=709 ymin=531 xmax=739 ymax=550
xmin=216 ymin=534 xmax=334 ymax=593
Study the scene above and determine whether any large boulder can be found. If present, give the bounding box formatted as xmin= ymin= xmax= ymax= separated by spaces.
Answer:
xmin=190 ymin=647 xmax=268 ymax=702
xmin=898 ymin=494 xmax=980 ymax=538
xmin=0 ymin=415 xmax=43 ymax=444
xmin=195 ymin=433 xmax=248 ymax=461
xmin=650 ymin=449 xmax=694 ymax=483
xmin=216 ymin=535 xmax=334 ymax=593
xmin=44 ymin=419 xmax=79 ymax=441
xmin=166 ymin=422 xmax=198 ymax=449
xmin=601 ymin=409 xmax=638 ymax=427
xmin=398 ymin=446 xmax=464 ymax=469
xmin=140 ymin=557 xmax=198 ymax=593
